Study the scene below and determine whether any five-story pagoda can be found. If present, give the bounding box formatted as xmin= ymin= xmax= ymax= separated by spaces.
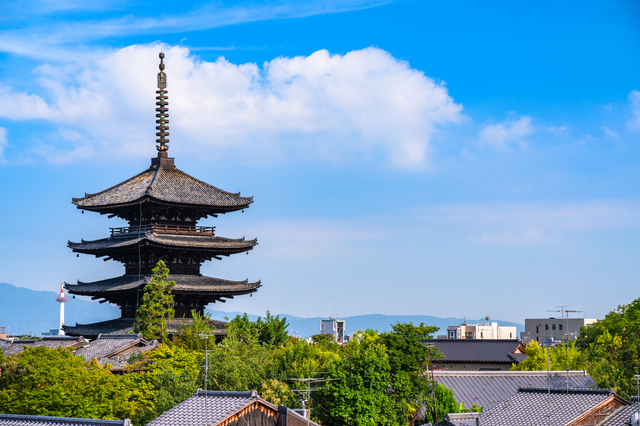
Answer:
xmin=64 ymin=53 xmax=260 ymax=338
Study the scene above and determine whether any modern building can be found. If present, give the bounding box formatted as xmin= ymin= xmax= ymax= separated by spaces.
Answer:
xmin=446 ymin=322 xmax=517 ymax=340
xmin=320 ymin=317 xmax=346 ymax=343
xmin=520 ymin=317 xmax=597 ymax=344
xmin=425 ymin=339 xmax=527 ymax=370
xmin=63 ymin=53 xmax=260 ymax=338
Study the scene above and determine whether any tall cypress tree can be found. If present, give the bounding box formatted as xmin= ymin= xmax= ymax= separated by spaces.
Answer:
xmin=134 ymin=260 xmax=175 ymax=342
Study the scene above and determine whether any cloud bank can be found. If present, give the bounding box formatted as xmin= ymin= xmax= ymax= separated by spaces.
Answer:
xmin=479 ymin=116 xmax=534 ymax=149
xmin=0 ymin=45 xmax=463 ymax=168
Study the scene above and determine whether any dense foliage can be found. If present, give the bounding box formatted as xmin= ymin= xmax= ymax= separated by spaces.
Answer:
xmin=512 ymin=340 xmax=587 ymax=371
xmin=134 ymin=260 xmax=176 ymax=342
xmin=0 ymin=315 xmax=456 ymax=425
xmin=577 ymin=297 xmax=640 ymax=398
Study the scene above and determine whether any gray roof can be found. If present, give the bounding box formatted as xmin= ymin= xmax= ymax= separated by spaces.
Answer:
xmin=440 ymin=413 xmax=480 ymax=426
xmin=65 ymin=274 xmax=260 ymax=296
xmin=478 ymin=388 xmax=625 ymax=426
xmin=72 ymin=162 xmax=253 ymax=213
xmin=146 ymin=390 xmax=275 ymax=426
xmin=64 ymin=318 xmax=227 ymax=339
xmin=433 ymin=370 xmax=598 ymax=411
xmin=1 ymin=336 xmax=86 ymax=356
xmin=74 ymin=334 xmax=156 ymax=368
xmin=425 ymin=339 xmax=525 ymax=364
xmin=601 ymin=401 xmax=640 ymax=425
xmin=0 ymin=413 xmax=130 ymax=426
xmin=68 ymin=233 xmax=257 ymax=254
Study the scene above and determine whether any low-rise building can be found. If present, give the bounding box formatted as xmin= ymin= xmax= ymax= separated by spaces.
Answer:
xmin=320 ymin=316 xmax=346 ymax=343
xmin=446 ymin=322 xmax=517 ymax=340
xmin=520 ymin=317 xmax=597 ymax=344
xmin=425 ymin=339 xmax=527 ymax=371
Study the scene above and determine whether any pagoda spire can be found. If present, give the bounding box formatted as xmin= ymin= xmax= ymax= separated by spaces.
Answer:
xmin=155 ymin=52 xmax=170 ymax=157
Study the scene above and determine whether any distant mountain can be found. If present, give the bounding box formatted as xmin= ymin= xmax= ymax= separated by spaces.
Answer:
xmin=0 ymin=283 xmax=523 ymax=337
xmin=0 ymin=282 xmax=120 ymax=336
xmin=205 ymin=311 xmax=524 ymax=338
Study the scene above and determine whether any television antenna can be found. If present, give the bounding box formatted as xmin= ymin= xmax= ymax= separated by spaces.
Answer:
xmin=546 ymin=305 xmax=583 ymax=393
xmin=287 ymin=373 xmax=339 ymax=422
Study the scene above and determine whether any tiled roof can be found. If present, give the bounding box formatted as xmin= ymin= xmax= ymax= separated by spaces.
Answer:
xmin=63 ymin=318 xmax=227 ymax=339
xmin=433 ymin=370 xmax=598 ymax=412
xmin=425 ymin=339 xmax=525 ymax=364
xmin=65 ymin=274 xmax=261 ymax=295
xmin=440 ymin=412 xmax=480 ymax=426
xmin=68 ymin=233 xmax=257 ymax=254
xmin=74 ymin=334 xmax=153 ymax=366
xmin=478 ymin=388 xmax=625 ymax=426
xmin=601 ymin=401 xmax=640 ymax=425
xmin=72 ymin=163 xmax=253 ymax=213
xmin=1 ymin=336 xmax=86 ymax=356
xmin=146 ymin=390 xmax=274 ymax=426
xmin=0 ymin=413 xmax=130 ymax=425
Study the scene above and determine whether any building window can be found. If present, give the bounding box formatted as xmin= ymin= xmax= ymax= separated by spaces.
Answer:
xmin=559 ymin=324 xmax=563 ymax=330
xmin=510 ymin=333 xmax=512 ymax=338
xmin=545 ymin=324 xmax=549 ymax=331
xmin=552 ymin=324 xmax=556 ymax=331
xmin=536 ymin=326 xmax=539 ymax=334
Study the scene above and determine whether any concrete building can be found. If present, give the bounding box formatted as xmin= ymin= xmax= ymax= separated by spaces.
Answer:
xmin=520 ymin=317 xmax=597 ymax=344
xmin=320 ymin=317 xmax=346 ymax=343
xmin=446 ymin=322 xmax=517 ymax=340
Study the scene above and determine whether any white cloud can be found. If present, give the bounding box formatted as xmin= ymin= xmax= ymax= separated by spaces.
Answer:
xmin=0 ymin=44 xmax=463 ymax=168
xmin=601 ymin=127 xmax=619 ymax=138
xmin=628 ymin=90 xmax=640 ymax=129
xmin=0 ymin=127 xmax=7 ymax=157
xmin=479 ymin=116 xmax=534 ymax=149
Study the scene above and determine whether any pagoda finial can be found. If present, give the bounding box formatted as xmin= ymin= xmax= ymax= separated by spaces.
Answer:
xmin=155 ymin=52 xmax=169 ymax=157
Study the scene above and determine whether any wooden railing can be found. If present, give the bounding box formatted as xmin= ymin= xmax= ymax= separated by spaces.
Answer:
xmin=110 ymin=224 xmax=215 ymax=238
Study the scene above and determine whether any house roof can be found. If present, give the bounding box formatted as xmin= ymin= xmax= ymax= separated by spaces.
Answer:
xmin=146 ymin=390 xmax=275 ymax=426
xmin=72 ymin=162 xmax=253 ymax=214
xmin=73 ymin=333 xmax=157 ymax=368
xmin=68 ymin=233 xmax=257 ymax=255
xmin=0 ymin=413 xmax=130 ymax=426
xmin=63 ymin=318 xmax=227 ymax=339
xmin=438 ymin=412 xmax=480 ymax=426
xmin=477 ymin=388 xmax=627 ymax=426
xmin=1 ymin=336 xmax=86 ymax=356
xmin=425 ymin=339 xmax=525 ymax=364
xmin=601 ymin=401 xmax=640 ymax=425
xmin=433 ymin=370 xmax=598 ymax=412
xmin=65 ymin=274 xmax=261 ymax=296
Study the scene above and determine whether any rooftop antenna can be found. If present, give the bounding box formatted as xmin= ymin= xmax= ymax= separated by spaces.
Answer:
xmin=462 ymin=317 xmax=468 ymax=325
xmin=156 ymin=52 xmax=170 ymax=157
xmin=547 ymin=304 xmax=582 ymax=393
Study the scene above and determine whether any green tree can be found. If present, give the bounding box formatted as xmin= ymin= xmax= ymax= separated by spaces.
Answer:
xmin=315 ymin=331 xmax=397 ymax=426
xmin=0 ymin=346 xmax=152 ymax=421
xmin=511 ymin=340 xmax=587 ymax=371
xmin=171 ymin=310 xmax=217 ymax=351
xmin=134 ymin=260 xmax=176 ymax=342
xmin=421 ymin=383 xmax=460 ymax=424
xmin=577 ymin=297 xmax=640 ymax=398
xmin=228 ymin=311 xmax=289 ymax=347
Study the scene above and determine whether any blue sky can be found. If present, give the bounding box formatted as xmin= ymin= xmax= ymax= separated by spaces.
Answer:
xmin=0 ymin=0 xmax=639 ymax=325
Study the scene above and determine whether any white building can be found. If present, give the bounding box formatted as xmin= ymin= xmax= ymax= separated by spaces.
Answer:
xmin=520 ymin=317 xmax=597 ymax=344
xmin=446 ymin=322 xmax=517 ymax=340
xmin=320 ymin=317 xmax=346 ymax=343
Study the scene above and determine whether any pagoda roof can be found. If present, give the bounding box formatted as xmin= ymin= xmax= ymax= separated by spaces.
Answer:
xmin=65 ymin=274 xmax=261 ymax=296
xmin=72 ymin=161 xmax=253 ymax=214
xmin=63 ymin=317 xmax=227 ymax=339
xmin=68 ymin=233 xmax=257 ymax=255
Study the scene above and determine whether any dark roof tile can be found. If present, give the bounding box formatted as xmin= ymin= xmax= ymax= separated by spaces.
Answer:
xmin=0 ymin=413 xmax=129 ymax=425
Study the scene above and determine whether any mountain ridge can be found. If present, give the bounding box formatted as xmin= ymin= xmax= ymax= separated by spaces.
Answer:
xmin=0 ymin=282 xmax=523 ymax=337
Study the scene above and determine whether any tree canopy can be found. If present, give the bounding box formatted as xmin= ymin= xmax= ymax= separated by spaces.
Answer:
xmin=134 ymin=260 xmax=175 ymax=342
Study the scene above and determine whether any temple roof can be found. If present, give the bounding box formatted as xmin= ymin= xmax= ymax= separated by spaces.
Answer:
xmin=65 ymin=274 xmax=261 ymax=296
xmin=63 ymin=317 xmax=228 ymax=339
xmin=72 ymin=161 xmax=253 ymax=214
xmin=68 ymin=232 xmax=257 ymax=255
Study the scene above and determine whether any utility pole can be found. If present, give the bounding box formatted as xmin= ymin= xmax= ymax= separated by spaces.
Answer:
xmin=547 ymin=305 xmax=582 ymax=393
xmin=198 ymin=334 xmax=216 ymax=426
xmin=287 ymin=373 xmax=340 ymax=422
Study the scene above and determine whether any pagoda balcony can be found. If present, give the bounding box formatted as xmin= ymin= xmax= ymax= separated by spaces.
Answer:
xmin=110 ymin=224 xmax=215 ymax=238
